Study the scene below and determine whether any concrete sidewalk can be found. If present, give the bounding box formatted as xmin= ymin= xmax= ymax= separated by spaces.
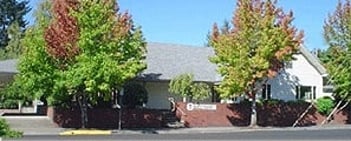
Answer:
xmin=2 ymin=116 xmax=65 ymax=136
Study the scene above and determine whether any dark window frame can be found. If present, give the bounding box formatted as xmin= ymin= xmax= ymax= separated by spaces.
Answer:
xmin=262 ymin=84 xmax=271 ymax=100
xmin=296 ymin=85 xmax=316 ymax=100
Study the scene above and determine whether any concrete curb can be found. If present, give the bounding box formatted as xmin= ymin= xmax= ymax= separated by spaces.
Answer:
xmin=59 ymin=130 xmax=112 ymax=136
xmin=110 ymin=125 xmax=351 ymax=135
xmin=19 ymin=125 xmax=351 ymax=136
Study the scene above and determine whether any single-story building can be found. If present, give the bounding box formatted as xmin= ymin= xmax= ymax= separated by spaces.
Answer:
xmin=0 ymin=42 xmax=332 ymax=110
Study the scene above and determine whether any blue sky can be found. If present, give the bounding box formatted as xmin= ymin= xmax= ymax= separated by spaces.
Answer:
xmin=26 ymin=0 xmax=339 ymax=49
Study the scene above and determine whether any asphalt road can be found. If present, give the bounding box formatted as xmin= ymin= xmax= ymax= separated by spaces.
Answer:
xmin=5 ymin=129 xmax=351 ymax=141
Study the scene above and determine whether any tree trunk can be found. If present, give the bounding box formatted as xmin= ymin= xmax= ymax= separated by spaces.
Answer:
xmin=250 ymin=93 xmax=257 ymax=127
xmin=183 ymin=97 xmax=187 ymax=103
xmin=77 ymin=92 xmax=88 ymax=128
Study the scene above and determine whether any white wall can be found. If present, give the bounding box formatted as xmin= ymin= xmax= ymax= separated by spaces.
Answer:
xmin=267 ymin=54 xmax=331 ymax=101
xmin=144 ymin=81 xmax=181 ymax=109
xmin=144 ymin=81 xmax=213 ymax=109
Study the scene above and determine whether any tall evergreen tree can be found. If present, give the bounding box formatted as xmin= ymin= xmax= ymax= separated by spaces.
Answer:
xmin=0 ymin=0 xmax=30 ymax=50
xmin=209 ymin=0 xmax=303 ymax=126
xmin=3 ymin=21 xmax=23 ymax=59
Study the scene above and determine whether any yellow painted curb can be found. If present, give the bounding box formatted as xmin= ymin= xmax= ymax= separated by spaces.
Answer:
xmin=60 ymin=130 xmax=112 ymax=135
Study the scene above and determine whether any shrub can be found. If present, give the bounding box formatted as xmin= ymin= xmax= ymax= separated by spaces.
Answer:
xmin=0 ymin=99 xmax=18 ymax=109
xmin=169 ymin=73 xmax=210 ymax=102
xmin=316 ymin=96 xmax=334 ymax=116
xmin=0 ymin=118 xmax=22 ymax=138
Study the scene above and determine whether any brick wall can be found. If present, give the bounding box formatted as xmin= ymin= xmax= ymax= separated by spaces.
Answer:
xmin=176 ymin=102 xmax=351 ymax=127
xmin=47 ymin=107 xmax=164 ymax=129
xmin=45 ymin=102 xmax=351 ymax=129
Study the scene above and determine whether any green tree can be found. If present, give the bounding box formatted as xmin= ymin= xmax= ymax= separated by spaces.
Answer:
xmin=323 ymin=0 xmax=351 ymax=101
xmin=321 ymin=0 xmax=351 ymax=124
xmin=0 ymin=0 xmax=30 ymax=50
xmin=209 ymin=0 xmax=303 ymax=126
xmin=14 ymin=0 xmax=54 ymax=106
xmin=2 ymin=21 xmax=24 ymax=59
xmin=9 ymin=0 xmax=145 ymax=128
xmin=169 ymin=73 xmax=210 ymax=102
xmin=14 ymin=0 xmax=146 ymax=128
xmin=1 ymin=0 xmax=53 ymax=107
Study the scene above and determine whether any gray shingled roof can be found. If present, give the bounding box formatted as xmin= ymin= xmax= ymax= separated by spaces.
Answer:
xmin=0 ymin=43 xmax=326 ymax=82
xmin=299 ymin=46 xmax=327 ymax=75
xmin=0 ymin=43 xmax=221 ymax=82
xmin=0 ymin=59 xmax=18 ymax=74
xmin=138 ymin=42 xmax=221 ymax=82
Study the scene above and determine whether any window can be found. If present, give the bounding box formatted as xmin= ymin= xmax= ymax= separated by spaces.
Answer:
xmin=261 ymin=84 xmax=271 ymax=100
xmin=323 ymin=76 xmax=332 ymax=86
xmin=296 ymin=86 xmax=316 ymax=100
xmin=323 ymin=85 xmax=334 ymax=93
xmin=322 ymin=76 xmax=334 ymax=93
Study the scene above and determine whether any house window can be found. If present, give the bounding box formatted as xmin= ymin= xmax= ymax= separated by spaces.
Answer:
xmin=322 ymin=76 xmax=334 ymax=93
xmin=261 ymin=84 xmax=271 ymax=100
xmin=296 ymin=86 xmax=316 ymax=100
xmin=323 ymin=76 xmax=332 ymax=86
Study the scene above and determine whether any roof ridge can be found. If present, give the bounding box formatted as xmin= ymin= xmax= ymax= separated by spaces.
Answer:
xmin=299 ymin=46 xmax=327 ymax=75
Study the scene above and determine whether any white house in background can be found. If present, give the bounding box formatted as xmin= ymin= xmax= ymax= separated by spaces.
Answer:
xmin=262 ymin=46 xmax=332 ymax=101
xmin=0 ymin=42 xmax=332 ymax=110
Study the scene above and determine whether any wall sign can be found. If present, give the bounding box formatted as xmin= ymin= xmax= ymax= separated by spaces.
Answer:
xmin=186 ymin=103 xmax=217 ymax=111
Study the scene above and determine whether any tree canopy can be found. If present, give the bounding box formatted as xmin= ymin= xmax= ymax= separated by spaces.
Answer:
xmin=9 ymin=0 xmax=54 ymax=105
xmin=323 ymin=0 xmax=351 ymax=100
xmin=169 ymin=73 xmax=210 ymax=101
xmin=0 ymin=0 xmax=30 ymax=56
xmin=12 ymin=0 xmax=146 ymax=107
xmin=0 ymin=21 xmax=24 ymax=59
xmin=209 ymin=0 xmax=303 ymax=126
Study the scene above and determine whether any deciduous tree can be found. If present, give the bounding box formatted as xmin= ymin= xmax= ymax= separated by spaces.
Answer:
xmin=323 ymin=0 xmax=351 ymax=100
xmin=209 ymin=0 xmax=303 ymax=126
xmin=14 ymin=0 xmax=54 ymax=105
xmin=12 ymin=0 xmax=146 ymax=128
xmin=321 ymin=0 xmax=351 ymax=124
xmin=169 ymin=73 xmax=210 ymax=102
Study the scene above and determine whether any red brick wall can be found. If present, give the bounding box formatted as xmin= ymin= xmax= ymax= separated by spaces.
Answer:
xmin=176 ymin=102 xmax=351 ymax=127
xmin=47 ymin=107 xmax=163 ymax=129
xmin=45 ymin=102 xmax=350 ymax=128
